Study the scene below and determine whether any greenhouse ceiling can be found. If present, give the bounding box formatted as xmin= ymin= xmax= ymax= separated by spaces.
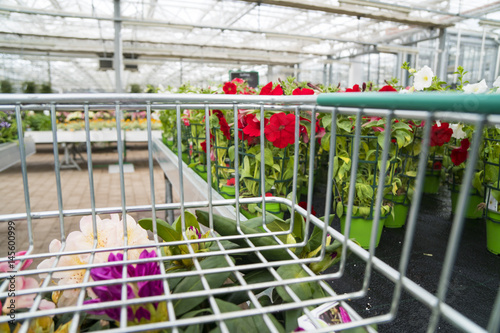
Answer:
xmin=1 ymin=0 xmax=500 ymax=92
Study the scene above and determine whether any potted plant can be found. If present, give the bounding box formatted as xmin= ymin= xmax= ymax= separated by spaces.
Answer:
xmin=483 ymin=127 xmax=500 ymax=254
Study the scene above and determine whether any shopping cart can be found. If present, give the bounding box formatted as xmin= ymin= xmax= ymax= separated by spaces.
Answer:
xmin=0 ymin=93 xmax=499 ymax=333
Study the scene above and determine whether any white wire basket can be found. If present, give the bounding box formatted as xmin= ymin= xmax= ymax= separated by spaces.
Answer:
xmin=0 ymin=93 xmax=499 ymax=333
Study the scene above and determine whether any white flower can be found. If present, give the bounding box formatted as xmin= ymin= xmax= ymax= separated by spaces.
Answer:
xmin=463 ymin=79 xmax=488 ymax=94
xmin=450 ymin=123 xmax=467 ymax=140
xmin=399 ymin=87 xmax=415 ymax=94
xmin=493 ymin=76 xmax=500 ymax=88
xmin=413 ymin=66 xmax=434 ymax=91
xmin=436 ymin=120 xmax=441 ymax=127
xmin=37 ymin=214 xmax=154 ymax=307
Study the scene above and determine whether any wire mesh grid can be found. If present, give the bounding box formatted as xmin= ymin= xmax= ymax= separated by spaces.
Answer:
xmin=0 ymin=93 xmax=499 ymax=333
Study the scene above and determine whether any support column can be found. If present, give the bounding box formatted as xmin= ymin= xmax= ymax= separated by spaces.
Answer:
xmin=454 ymin=27 xmax=462 ymax=83
xmin=348 ymin=56 xmax=363 ymax=87
xmin=436 ymin=28 xmax=447 ymax=81
xmin=478 ymin=28 xmax=487 ymax=81
xmin=114 ymin=0 xmax=123 ymax=93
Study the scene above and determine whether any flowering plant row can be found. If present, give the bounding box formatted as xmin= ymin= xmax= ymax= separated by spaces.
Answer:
xmin=158 ymin=67 xmax=500 ymax=221
xmin=1 ymin=211 xmax=351 ymax=332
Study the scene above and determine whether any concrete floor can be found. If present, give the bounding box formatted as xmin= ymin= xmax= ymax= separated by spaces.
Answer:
xmin=0 ymin=143 xmax=167 ymax=262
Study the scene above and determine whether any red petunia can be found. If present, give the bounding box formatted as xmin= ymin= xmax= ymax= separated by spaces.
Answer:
xmin=260 ymin=82 xmax=283 ymax=95
xmin=232 ymin=78 xmax=245 ymax=84
xmin=211 ymin=110 xmax=231 ymax=140
xmin=451 ymin=138 xmax=470 ymax=166
xmin=345 ymin=84 xmax=361 ymax=92
xmin=298 ymin=201 xmax=317 ymax=216
xmin=315 ymin=119 xmax=326 ymax=141
xmin=226 ymin=178 xmax=236 ymax=186
xmin=265 ymin=112 xmax=295 ymax=149
xmin=433 ymin=161 xmax=442 ymax=170
xmin=430 ymin=122 xmax=453 ymax=147
xmin=379 ymin=85 xmax=397 ymax=92
xmin=243 ymin=114 xmax=262 ymax=138
xmin=223 ymin=82 xmax=237 ymax=94
xmin=292 ymin=87 xmax=315 ymax=95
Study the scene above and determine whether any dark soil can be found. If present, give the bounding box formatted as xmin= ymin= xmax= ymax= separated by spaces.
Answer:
xmin=309 ymin=183 xmax=500 ymax=332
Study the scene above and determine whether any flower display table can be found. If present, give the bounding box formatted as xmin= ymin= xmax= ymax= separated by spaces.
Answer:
xmin=24 ymin=130 xmax=162 ymax=170
xmin=0 ymin=136 xmax=36 ymax=172
xmin=152 ymin=137 xmax=246 ymax=222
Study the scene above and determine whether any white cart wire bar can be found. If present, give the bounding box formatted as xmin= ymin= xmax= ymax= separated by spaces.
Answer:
xmin=0 ymin=93 xmax=499 ymax=333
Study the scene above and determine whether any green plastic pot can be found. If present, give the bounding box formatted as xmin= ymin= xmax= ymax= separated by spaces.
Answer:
xmin=423 ymin=173 xmax=441 ymax=194
xmin=340 ymin=211 xmax=386 ymax=249
xmin=450 ymin=190 xmax=484 ymax=220
xmin=385 ymin=195 xmax=410 ymax=228
xmin=220 ymin=185 xmax=235 ymax=199
xmin=486 ymin=210 xmax=500 ymax=255
xmin=263 ymin=202 xmax=284 ymax=219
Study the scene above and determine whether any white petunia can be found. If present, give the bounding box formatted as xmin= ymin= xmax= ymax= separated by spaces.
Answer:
xmin=413 ymin=66 xmax=434 ymax=91
xmin=463 ymin=79 xmax=488 ymax=94
xmin=450 ymin=123 xmax=467 ymax=140
xmin=493 ymin=76 xmax=500 ymax=88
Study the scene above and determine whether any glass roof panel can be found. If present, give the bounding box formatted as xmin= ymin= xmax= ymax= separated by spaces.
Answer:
xmin=0 ymin=0 xmax=499 ymax=92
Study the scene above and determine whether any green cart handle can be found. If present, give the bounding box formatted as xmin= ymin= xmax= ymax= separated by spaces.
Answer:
xmin=317 ymin=92 xmax=500 ymax=114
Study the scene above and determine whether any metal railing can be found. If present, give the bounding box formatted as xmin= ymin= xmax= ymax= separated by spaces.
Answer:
xmin=0 ymin=93 xmax=499 ymax=333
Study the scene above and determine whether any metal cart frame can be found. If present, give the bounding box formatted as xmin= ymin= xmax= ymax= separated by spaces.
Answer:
xmin=0 ymin=93 xmax=499 ymax=333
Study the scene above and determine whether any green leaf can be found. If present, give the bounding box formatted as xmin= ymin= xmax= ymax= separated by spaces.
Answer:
xmin=356 ymin=183 xmax=373 ymax=201
xmin=209 ymin=299 xmax=257 ymax=333
xmin=405 ymin=170 xmax=417 ymax=177
xmin=138 ymin=217 xmax=180 ymax=242
xmin=305 ymin=225 xmax=324 ymax=253
xmin=180 ymin=308 xmax=213 ymax=333
xmin=292 ymin=211 xmax=305 ymax=241
xmin=285 ymin=309 xmax=302 ymax=333
xmin=254 ymin=148 xmax=274 ymax=167
xmin=243 ymin=214 xmax=278 ymax=230
xmin=224 ymin=270 xmax=275 ymax=305
xmin=321 ymin=133 xmax=331 ymax=151
xmin=173 ymin=211 xmax=200 ymax=234
xmin=249 ymin=304 xmax=286 ymax=333
xmin=337 ymin=118 xmax=352 ymax=133
xmin=276 ymin=264 xmax=315 ymax=302
xmin=336 ymin=201 xmax=343 ymax=218
xmin=228 ymin=145 xmax=235 ymax=162
xmin=173 ymin=256 xmax=234 ymax=316
xmin=322 ymin=114 xmax=332 ymax=128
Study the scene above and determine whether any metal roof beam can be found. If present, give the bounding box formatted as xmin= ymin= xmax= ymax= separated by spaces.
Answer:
xmin=236 ymin=0 xmax=452 ymax=28
xmin=0 ymin=31 xmax=332 ymax=57
xmin=0 ymin=4 xmax=373 ymax=46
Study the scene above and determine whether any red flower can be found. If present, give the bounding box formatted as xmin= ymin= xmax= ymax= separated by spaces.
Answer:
xmin=345 ymin=84 xmax=361 ymax=92
xmin=260 ymin=82 xmax=283 ymax=95
xmin=243 ymin=114 xmax=262 ymax=138
xmin=292 ymin=87 xmax=315 ymax=95
xmin=201 ymin=140 xmax=207 ymax=153
xmin=315 ymin=119 xmax=326 ymax=143
xmin=298 ymin=201 xmax=317 ymax=216
xmin=223 ymin=82 xmax=237 ymax=94
xmin=212 ymin=110 xmax=231 ymax=140
xmin=226 ymin=178 xmax=235 ymax=186
xmin=201 ymin=133 xmax=215 ymax=153
xmin=379 ymin=85 xmax=397 ymax=92
xmin=433 ymin=161 xmax=442 ymax=170
xmin=232 ymin=78 xmax=245 ymax=84
xmin=265 ymin=113 xmax=296 ymax=149
xmin=451 ymin=138 xmax=470 ymax=166
xmin=430 ymin=122 xmax=453 ymax=147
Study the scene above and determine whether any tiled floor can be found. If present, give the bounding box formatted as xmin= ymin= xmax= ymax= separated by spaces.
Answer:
xmin=0 ymin=142 xmax=167 ymax=262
